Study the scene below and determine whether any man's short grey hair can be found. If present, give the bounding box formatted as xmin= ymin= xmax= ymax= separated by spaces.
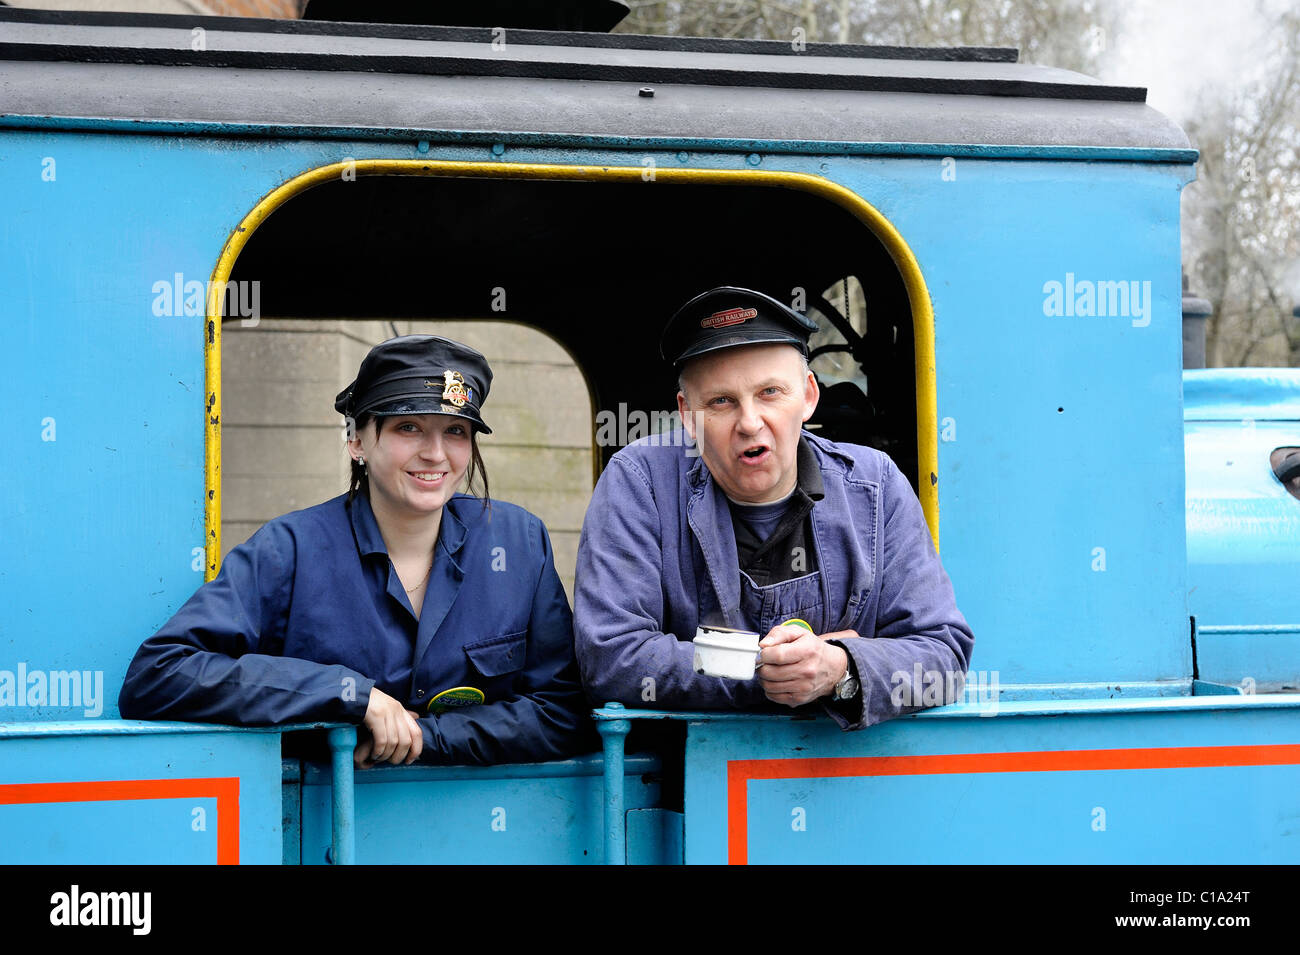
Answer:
xmin=677 ymin=352 xmax=811 ymax=405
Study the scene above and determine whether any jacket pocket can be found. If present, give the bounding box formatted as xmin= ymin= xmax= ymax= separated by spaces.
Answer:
xmin=463 ymin=630 xmax=527 ymax=678
xmin=836 ymin=591 xmax=868 ymax=633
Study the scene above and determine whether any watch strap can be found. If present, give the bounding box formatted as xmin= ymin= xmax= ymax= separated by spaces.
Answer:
xmin=828 ymin=640 xmax=859 ymax=701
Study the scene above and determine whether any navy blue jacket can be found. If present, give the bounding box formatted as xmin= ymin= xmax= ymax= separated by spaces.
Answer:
xmin=574 ymin=430 xmax=974 ymax=729
xmin=119 ymin=492 xmax=593 ymax=765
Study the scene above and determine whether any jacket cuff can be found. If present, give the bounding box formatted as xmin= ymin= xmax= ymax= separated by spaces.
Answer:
xmin=338 ymin=670 xmax=376 ymax=722
xmin=821 ymin=639 xmax=865 ymax=730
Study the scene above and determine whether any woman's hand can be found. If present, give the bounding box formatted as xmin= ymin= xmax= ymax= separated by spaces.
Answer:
xmin=354 ymin=687 xmax=424 ymax=768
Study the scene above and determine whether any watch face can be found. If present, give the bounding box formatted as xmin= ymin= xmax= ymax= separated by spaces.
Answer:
xmin=838 ymin=676 xmax=858 ymax=700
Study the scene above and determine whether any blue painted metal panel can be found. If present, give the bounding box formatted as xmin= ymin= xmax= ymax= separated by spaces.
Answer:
xmin=1 ymin=130 xmax=257 ymax=720
xmin=1191 ymin=678 xmax=1245 ymax=696
xmin=298 ymin=754 xmax=660 ymax=864
xmin=681 ymin=704 xmax=1300 ymax=864
xmin=1184 ymin=367 xmax=1300 ymax=421
xmin=4 ymin=797 xmax=219 ymax=863
xmin=891 ymin=158 xmax=1193 ymax=688
xmin=281 ymin=759 xmax=302 ymax=866
xmin=1195 ymin=627 xmax=1300 ymax=692
xmin=1184 ymin=370 xmax=1300 ymax=689
xmin=740 ymin=763 xmax=1293 ymax=863
xmin=627 ymin=809 xmax=684 ymax=865
xmin=0 ymin=722 xmax=283 ymax=863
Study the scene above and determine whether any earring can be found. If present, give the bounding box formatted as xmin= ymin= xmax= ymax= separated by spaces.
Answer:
xmin=358 ymin=457 xmax=366 ymax=468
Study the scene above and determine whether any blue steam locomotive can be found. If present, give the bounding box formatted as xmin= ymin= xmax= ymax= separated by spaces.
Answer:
xmin=1 ymin=5 xmax=1297 ymax=864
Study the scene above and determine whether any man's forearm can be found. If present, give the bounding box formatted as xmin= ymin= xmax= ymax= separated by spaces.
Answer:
xmin=579 ymin=629 xmax=771 ymax=710
xmin=832 ymin=630 xmax=968 ymax=730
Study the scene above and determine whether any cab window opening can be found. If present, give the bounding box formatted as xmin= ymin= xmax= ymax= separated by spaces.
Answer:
xmin=217 ymin=170 xmax=928 ymax=586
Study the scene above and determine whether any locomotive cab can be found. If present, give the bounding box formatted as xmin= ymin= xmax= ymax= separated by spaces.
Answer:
xmin=3 ymin=6 xmax=1299 ymax=865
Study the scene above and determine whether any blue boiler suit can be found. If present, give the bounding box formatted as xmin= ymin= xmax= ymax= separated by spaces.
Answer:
xmin=119 ymin=493 xmax=593 ymax=764
xmin=573 ymin=430 xmax=974 ymax=729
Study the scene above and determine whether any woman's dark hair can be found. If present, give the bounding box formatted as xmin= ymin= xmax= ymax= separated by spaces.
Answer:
xmin=347 ymin=412 xmax=491 ymax=510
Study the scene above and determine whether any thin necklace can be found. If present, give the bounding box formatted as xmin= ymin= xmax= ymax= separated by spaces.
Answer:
xmin=403 ymin=559 xmax=433 ymax=593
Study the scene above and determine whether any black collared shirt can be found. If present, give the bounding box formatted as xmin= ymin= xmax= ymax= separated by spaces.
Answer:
xmin=727 ymin=437 xmax=825 ymax=586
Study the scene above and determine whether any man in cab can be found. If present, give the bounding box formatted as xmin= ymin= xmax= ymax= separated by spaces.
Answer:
xmin=573 ymin=287 xmax=973 ymax=729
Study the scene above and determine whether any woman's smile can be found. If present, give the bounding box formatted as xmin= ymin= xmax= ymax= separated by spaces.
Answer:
xmin=408 ymin=469 xmax=448 ymax=486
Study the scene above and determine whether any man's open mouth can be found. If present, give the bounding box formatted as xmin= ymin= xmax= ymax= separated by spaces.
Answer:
xmin=741 ymin=445 xmax=768 ymax=459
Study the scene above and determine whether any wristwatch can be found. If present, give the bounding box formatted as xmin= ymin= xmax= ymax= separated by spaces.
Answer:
xmin=830 ymin=643 xmax=859 ymax=701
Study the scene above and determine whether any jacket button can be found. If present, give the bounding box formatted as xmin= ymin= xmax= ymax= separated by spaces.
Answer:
xmin=416 ymin=689 xmax=425 ymax=697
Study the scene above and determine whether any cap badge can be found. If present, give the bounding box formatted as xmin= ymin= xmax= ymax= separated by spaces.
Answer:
xmin=701 ymin=306 xmax=758 ymax=330
xmin=441 ymin=370 xmax=469 ymax=408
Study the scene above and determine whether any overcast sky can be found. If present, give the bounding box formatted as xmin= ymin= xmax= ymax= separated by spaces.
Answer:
xmin=1098 ymin=0 xmax=1292 ymax=123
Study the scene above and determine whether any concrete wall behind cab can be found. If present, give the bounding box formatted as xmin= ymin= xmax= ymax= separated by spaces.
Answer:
xmin=221 ymin=319 xmax=593 ymax=596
